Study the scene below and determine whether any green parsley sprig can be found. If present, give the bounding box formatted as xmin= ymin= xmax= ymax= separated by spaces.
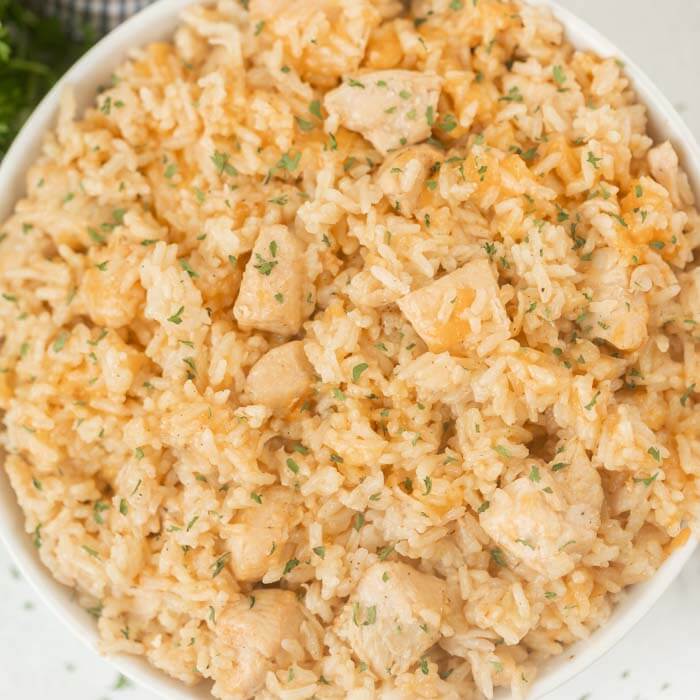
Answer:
xmin=0 ymin=2 xmax=94 ymax=158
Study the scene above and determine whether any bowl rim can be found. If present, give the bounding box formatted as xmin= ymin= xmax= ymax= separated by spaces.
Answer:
xmin=0 ymin=1 xmax=698 ymax=699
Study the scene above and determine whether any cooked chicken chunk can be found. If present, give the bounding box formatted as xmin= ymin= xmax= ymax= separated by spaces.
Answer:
xmin=586 ymin=247 xmax=648 ymax=351
xmin=648 ymin=141 xmax=691 ymax=207
xmin=245 ymin=341 xmax=314 ymax=411
xmin=376 ymin=144 xmax=441 ymax=215
xmin=480 ymin=446 xmax=603 ymax=581
xmin=335 ymin=561 xmax=448 ymax=678
xmin=80 ymin=244 xmax=144 ymax=328
xmin=552 ymin=440 xmax=604 ymax=522
xmin=228 ymin=486 xmax=302 ymax=582
xmin=324 ymin=70 xmax=442 ymax=154
xmin=95 ymin=329 xmax=146 ymax=398
xmin=397 ymin=259 xmax=510 ymax=357
xmin=249 ymin=0 xmax=380 ymax=88
xmin=212 ymin=589 xmax=313 ymax=699
xmin=233 ymin=225 xmax=307 ymax=336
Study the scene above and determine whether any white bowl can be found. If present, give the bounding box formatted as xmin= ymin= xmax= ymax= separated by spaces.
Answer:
xmin=0 ymin=1 xmax=697 ymax=698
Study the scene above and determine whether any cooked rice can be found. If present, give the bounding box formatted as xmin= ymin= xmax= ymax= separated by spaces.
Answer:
xmin=2 ymin=0 xmax=699 ymax=698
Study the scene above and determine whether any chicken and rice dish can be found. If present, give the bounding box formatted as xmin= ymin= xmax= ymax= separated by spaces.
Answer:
xmin=1 ymin=0 xmax=698 ymax=698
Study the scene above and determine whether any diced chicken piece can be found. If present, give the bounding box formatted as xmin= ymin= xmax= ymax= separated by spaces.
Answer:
xmin=480 ymin=476 xmax=579 ymax=581
xmin=95 ymin=329 xmax=146 ymax=399
xmin=586 ymin=247 xmax=648 ymax=351
xmin=397 ymin=259 xmax=510 ymax=357
xmin=479 ymin=448 xmax=603 ymax=581
xmin=324 ymin=70 xmax=442 ymax=154
xmin=375 ymin=144 xmax=441 ymax=215
xmin=212 ymin=589 xmax=313 ymax=699
xmin=245 ymin=341 xmax=314 ymax=411
xmin=335 ymin=561 xmax=448 ymax=678
xmin=80 ymin=244 xmax=145 ymax=328
xmin=249 ymin=0 xmax=381 ymax=88
xmin=228 ymin=486 xmax=301 ymax=582
xmin=234 ymin=225 xmax=307 ymax=336
xmin=595 ymin=403 xmax=662 ymax=475
xmin=552 ymin=440 xmax=604 ymax=521
xmin=440 ymin=565 xmax=536 ymax=649
xmin=648 ymin=141 xmax=693 ymax=208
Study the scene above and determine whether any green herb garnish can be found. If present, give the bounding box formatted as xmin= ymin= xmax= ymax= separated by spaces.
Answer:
xmin=0 ymin=4 xmax=95 ymax=157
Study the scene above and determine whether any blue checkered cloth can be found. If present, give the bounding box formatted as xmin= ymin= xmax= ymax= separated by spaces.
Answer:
xmin=27 ymin=0 xmax=155 ymax=37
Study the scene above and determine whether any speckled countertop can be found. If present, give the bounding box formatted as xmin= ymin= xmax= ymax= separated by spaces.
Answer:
xmin=1 ymin=1 xmax=699 ymax=698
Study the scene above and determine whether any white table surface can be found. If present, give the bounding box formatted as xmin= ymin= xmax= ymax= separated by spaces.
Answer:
xmin=1 ymin=1 xmax=699 ymax=699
